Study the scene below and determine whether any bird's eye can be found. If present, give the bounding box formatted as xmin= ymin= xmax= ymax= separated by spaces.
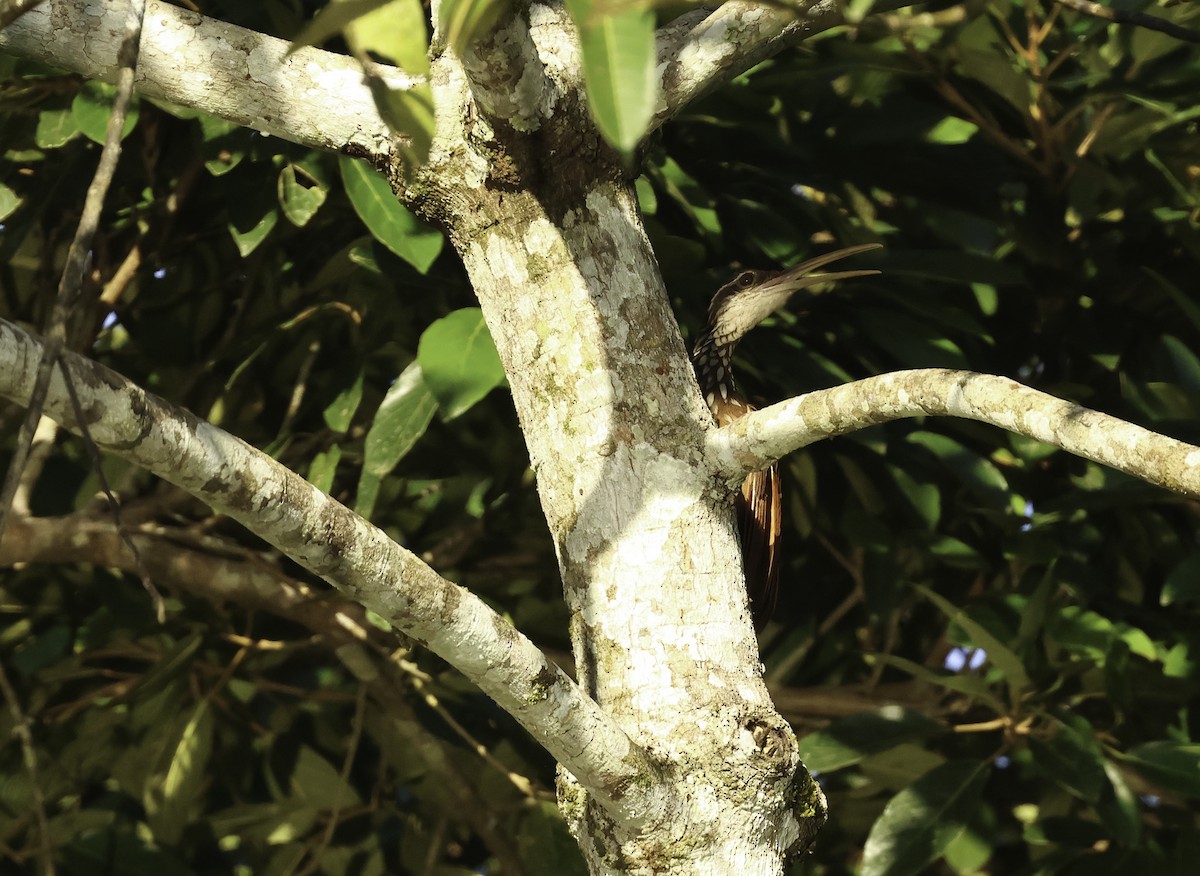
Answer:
xmin=738 ymin=272 xmax=755 ymax=287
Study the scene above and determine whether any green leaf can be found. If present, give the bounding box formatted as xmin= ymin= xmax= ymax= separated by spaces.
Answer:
xmin=953 ymin=46 xmax=1032 ymax=117
xmin=652 ymin=156 xmax=721 ymax=239
xmin=339 ymin=155 xmax=443 ymax=272
xmin=861 ymin=759 xmax=989 ymax=876
xmin=906 ymin=431 xmax=1009 ymax=507
xmin=1098 ymin=759 xmax=1143 ymax=847
xmin=844 ymin=0 xmax=880 ymax=24
xmin=835 ymin=453 xmax=888 ymax=515
xmin=1162 ymin=551 xmax=1200 ymax=606
xmin=926 ymin=534 xmax=981 ymax=566
xmin=9 ymin=624 xmax=70 ymax=676
xmin=942 ymin=822 xmax=992 ymax=874
xmin=917 ymin=585 xmax=1031 ymax=697
xmin=227 ymin=204 xmax=279 ymax=257
xmin=861 ymin=745 xmax=948 ymax=793
xmin=867 ymin=653 xmax=1006 ymax=714
xmin=1144 ymin=268 xmax=1200 ymax=336
xmin=876 ymin=249 xmax=1024 ymax=286
xmin=366 ymin=77 xmax=436 ymax=170
xmin=356 ymin=361 xmax=438 ymax=518
xmin=34 ymin=108 xmax=79 ymax=149
xmin=925 ymin=117 xmax=978 ymax=145
xmin=296 ymin=0 xmax=434 ymax=168
xmin=291 ymin=0 xmax=393 ymax=54
xmin=62 ymin=827 xmax=194 ymax=876
xmin=289 ymin=744 xmax=361 ymax=808
xmin=1048 ymin=606 xmax=1157 ymax=662
xmin=133 ymin=632 xmax=204 ymax=700
xmin=278 ymin=164 xmax=327 ymax=227
xmin=1029 ymin=716 xmax=1107 ymax=804
xmin=0 ymin=182 xmax=19 ymax=222
xmin=517 ymin=801 xmax=589 ymax=876
xmin=308 ymin=444 xmax=342 ymax=494
xmin=565 ymin=0 xmax=655 ymax=158
xmin=798 ymin=707 xmax=943 ymax=773
xmin=439 ymin=0 xmax=512 ymax=58
xmin=1015 ymin=564 xmax=1057 ymax=648
xmin=417 ymin=308 xmax=506 ymax=419
xmin=208 ymin=799 xmax=317 ymax=845
xmin=634 ymin=175 xmax=657 ymax=215
xmin=196 ymin=113 xmax=244 ymax=176
xmin=323 ymin=370 xmax=365 ymax=431
xmin=146 ymin=701 xmax=214 ymax=845
xmin=344 ymin=0 xmax=430 ymax=75
xmin=891 ymin=466 xmax=940 ymax=528
xmin=1159 ymin=334 xmax=1200 ymax=391
xmin=72 ymin=81 xmax=139 ymax=144
xmin=859 ymin=312 xmax=969 ymax=369
xmin=1122 ymin=742 xmax=1200 ymax=798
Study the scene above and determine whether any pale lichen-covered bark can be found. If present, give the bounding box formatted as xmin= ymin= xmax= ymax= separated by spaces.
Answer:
xmin=0 ymin=0 xmax=411 ymax=155
xmin=708 ymin=369 xmax=1200 ymax=499
xmin=412 ymin=11 xmax=826 ymax=869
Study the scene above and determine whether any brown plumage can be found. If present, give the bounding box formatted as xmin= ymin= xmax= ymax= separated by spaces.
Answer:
xmin=691 ymin=244 xmax=882 ymax=629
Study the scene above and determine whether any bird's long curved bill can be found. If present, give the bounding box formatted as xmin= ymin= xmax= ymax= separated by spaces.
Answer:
xmin=760 ymin=243 xmax=883 ymax=295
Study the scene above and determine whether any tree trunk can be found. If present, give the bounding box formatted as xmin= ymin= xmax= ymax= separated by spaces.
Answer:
xmin=411 ymin=30 xmax=823 ymax=872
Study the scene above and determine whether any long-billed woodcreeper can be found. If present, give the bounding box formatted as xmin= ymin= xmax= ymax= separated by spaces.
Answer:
xmin=691 ymin=244 xmax=882 ymax=629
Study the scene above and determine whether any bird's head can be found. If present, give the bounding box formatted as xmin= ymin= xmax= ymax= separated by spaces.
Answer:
xmin=706 ymin=243 xmax=882 ymax=346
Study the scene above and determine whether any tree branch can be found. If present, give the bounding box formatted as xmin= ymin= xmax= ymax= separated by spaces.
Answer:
xmin=0 ymin=0 xmax=405 ymax=158
xmin=1054 ymin=0 xmax=1200 ymax=44
xmin=0 ymin=0 xmax=45 ymax=31
xmin=0 ymin=317 xmax=670 ymax=830
xmin=0 ymin=511 xmax=530 ymax=873
xmin=707 ymin=368 xmax=1200 ymax=498
xmin=29 ymin=529 xmax=526 ymax=861
xmin=653 ymin=0 xmax=915 ymax=133
xmin=441 ymin=1 xmax=553 ymax=133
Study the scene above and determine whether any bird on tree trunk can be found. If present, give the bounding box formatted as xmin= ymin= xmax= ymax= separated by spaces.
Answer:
xmin=691 ymin=243 xmax=882 ymax=630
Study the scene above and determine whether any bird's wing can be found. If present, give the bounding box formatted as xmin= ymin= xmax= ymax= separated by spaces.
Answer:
xmin=737 ymin=462 xmax=781 ymax=630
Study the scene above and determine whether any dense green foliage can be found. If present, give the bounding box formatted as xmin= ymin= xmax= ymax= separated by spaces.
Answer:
xmin=2 ymin=1 xmax=1200 ymax=874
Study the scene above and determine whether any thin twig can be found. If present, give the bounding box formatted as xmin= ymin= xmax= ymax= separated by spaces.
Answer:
xmin=1055 ymin=0 xmax=1200 ymax=43
xmin=765 ymin=536 xmax=865 ymax=685
xmin=292 ymin=684 xmax=368 ymax=876
xmin=876 ymin=0 xmax=988 ymax=32
xmin=279 ymin=340 xmax=322 ymax=438
xmin=420 ymin=814 xmax=449 ymax=876
xmin=0 ymin=662 xmax=55 ymax=876
xmin=0 ymin=1 xmax=162 ymax=617
xmin=406 ymin=668 xmax=538 ymax=799
xmin=98 ymin=159 xmax=202 ymax=313
xmin=60 ymin=371 xmax=166 ymax=621
xmin=10 ymin=415 xmax=57 ymax=516
xmin=335 ymin=611 xmax=535 ymax=798
xmin=1074 ymin=101 xmax=1117 ymax=158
